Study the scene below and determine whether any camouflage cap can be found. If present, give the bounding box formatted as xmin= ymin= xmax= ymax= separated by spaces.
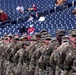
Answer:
xmin=20 ymin=34 xmax=28 ymax=39
xmin=39 ymin=29 xmax=47 ymax=34
xmin=56 ymin=29 xmax=66 ymax=36
xmin=44 ymin=37 xmax=52 ymax=40
xmin=62 ymin=35 xmax=68 ymax=39
xmin=22 ymin=41 xmax=30 ymax=46
xmin=41 ymin=32 xmax=48 ymax=36
xmin=30 ymin=36 xmax=36 ymax=41
xmin=8 ymin=33 xmax=13 ymax=37
xmin=62 ymin=35 xmax=69 ymax=42
xmin=35 ymin=33 xmax=41 ymax=37
xmin=4 ymin=36 xmax=8 ymax=40
xmin=50 ymin=38 xmax=57 ymax=42
xmin=68 ymin=29 xmax=76 ymax=36
xmin=14 ymin=35 xmax=19 ymax=40
xmin=47 ymin=34 xmax=52 ymax=37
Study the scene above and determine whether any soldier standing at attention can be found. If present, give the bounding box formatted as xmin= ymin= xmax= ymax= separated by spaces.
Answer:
xmin=50 ymin=29 xmax=66 ymax=50
xmin=63 ymin=29 xmax=76 ymax=75
xmin=50 ymin=29 xmax=76 ymax=75
xmin=49 ymin=29 xmax=66 ymax=75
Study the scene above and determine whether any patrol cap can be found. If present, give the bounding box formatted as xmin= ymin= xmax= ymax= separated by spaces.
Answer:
xmin=56 ymin=29 xmax=66 ymax=36
xmin=30 ymin=38 xmax=36 ymax=41
xmin=4 ymin=37 xmax=8 ymax=40
xmin=40 ymin=29 xmax=47 ymax=34
xmin=68 ymin=29 xmax=76 ymax=36
xmin=8 ymin=33 xmax=13 ymax=38
xmin=35 ymin=33 xmax=41 ymax=37
xmin=40 ymin=32 xmax=48 ymax=36
xmin=50 ymin=38 xmax=58 ymax=43
xmin=14 ymin=35 xmax=19 ymax=40
xmin=30 ymin=36 xmax=36 ymax=41
xmin=47 ymin=34 xmax=52 ymax=37
xmin=20 ymin=34 xmax=28 ymax=40
xmin=22 ymin=41 xmax=30 ymax=46
xmin=44 ymin=37 xmax=52 ymax=40
xmin=62 ymin=35 xmax=68 ymax=39
xmin=40 ymin=29 xmax=48 ymax=35
xmin=62 ymin=35 xmax=69 ymax=42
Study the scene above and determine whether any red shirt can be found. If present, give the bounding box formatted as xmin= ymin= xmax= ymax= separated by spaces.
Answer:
xmin=0 ymin=12 xmax=8 ymax=22
xmin=33 ymin=7 xmax=37 ymax=11
xmin=28 ymin=27 xmax=34 ymax=33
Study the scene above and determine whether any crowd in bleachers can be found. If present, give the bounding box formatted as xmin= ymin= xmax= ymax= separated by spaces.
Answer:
xmin=0 ymin=0 xmax=76 ymax=27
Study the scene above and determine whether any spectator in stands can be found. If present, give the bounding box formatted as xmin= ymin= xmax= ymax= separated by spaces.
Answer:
xmin=32 ymin=4 xmax=37 ymax=11
xmin=27 ymin=4 xmax=37 ymax=12
xmin=72 ymin=7 xmax=76 ymax=15
xmin=0 ymin=9 xmax=9 ymax=22
xmin=16 ymin=4 xmax=24 ymax=12
xmin=38 ymin=15 xmax=45 ymax=22
xmin=35 ymin=13 xmax=39 ymax=20
xmin=27 ymin=14 xmax=34 ymax=22
xmin=28 ymin=24 xmax=35 ymax=36
xmin=55 ymin=0 xmax=67 ymax=6
xmin=19 ymin=26 xmax=28 ymax=35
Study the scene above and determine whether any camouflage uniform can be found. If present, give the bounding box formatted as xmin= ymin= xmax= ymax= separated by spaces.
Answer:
xmin=34 ymin=37 xmax=52 ymax=75
xmin=49 ymin=29 xmax=66 ymax=75
xmin=0 ymin=40 xmax=5 ymax=58
xmin=63 ymin=29 xmax=76 ymax=75
xmin=50 ymin=29 xmax=76 ymax=75
xmin=64 ymin=50 xmax=76 ymax=75
xmin=12 ymin=41 xmax=30 ymax=75
xmin=8 ymin=41 xmax=22 ymax=63
xmin=49 ymin=38 xmax=60 ymax=50
xmin=31 ymin=41 xmax=42 ymax=69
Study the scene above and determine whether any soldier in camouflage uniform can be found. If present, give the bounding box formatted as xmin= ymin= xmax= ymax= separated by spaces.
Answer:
xmin=55 ymin=29 xmax=66 ymax=44
xmin=22 ymin=35 xmax=41 ymax=75
xmin=50 ymin=29 xmax=76 ymax=75
xmin=6 ymin=35 xmax=21 ymax=63
xmin=20 ymin=34 xmax=28 ymax=41
xmin=63 ymin=29 xmax=76 ymax=75
xmin=13 ymin=41 xmax=30 ymax=75
xmin=29 ymin=33 xmax=41 ymax=57
xmin=49 ymin=29 xmax=66 ymax=75
xmin=1 ymin=35 xmax=21 ymax=75
xmin=35 ymin=37 xmax=52 ymax=75
xmin=14 ymin=41 xmax=30 ymax=64
xmin=30 ymin=31 xmax=49 ymax=75
xmin=49 ymin=29 xmax=66 ymax=51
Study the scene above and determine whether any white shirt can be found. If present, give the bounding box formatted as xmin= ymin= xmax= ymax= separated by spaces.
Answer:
xmin=27 ymin=17 xmax=33 ymax=22
xmin=38 ymin=16 xmax=45 ymax=22
xmin=16 ymin=6 xmax=24 ymax=12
